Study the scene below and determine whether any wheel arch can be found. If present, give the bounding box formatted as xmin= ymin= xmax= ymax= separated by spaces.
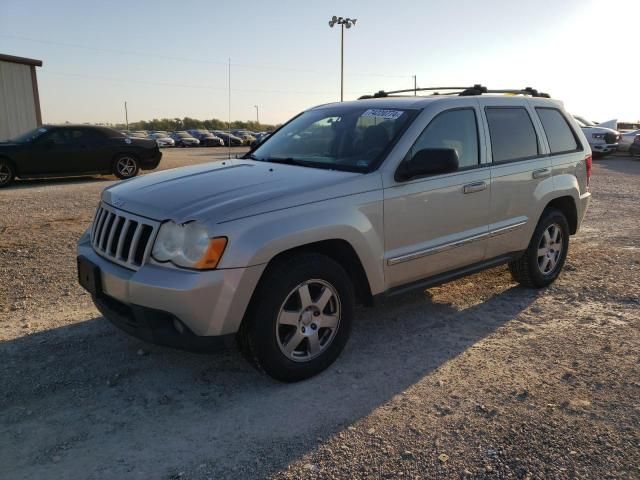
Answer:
xmin=255 ymin=239 xmax=374 ymax=307
xmin=544 ymin=195 xmax=578 ymax=234
xmin=0 ymin=155 xmax=17 ymax=175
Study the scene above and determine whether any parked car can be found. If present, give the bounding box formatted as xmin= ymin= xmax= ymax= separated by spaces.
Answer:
xmin=629 ymin=135 xmax=640 ymax=157
xmin=127 ymin=131 xmax=149 ymax=139
xmin=573 ymin=116 xmax=620 ymax=157
xmin=77 ymin=85 xmax=591 ymax=381
xmin=250 ymin=132 xmax=271 ymax=148
xmin=187 ymin=129 xmax=224 ymax=147
xmin=170 ymin=131 xmax=200 ymax=147
xmin=618 ymin=130 xmax=640 ymax=153
xmin=149 ymin=132 xmax=175 ymax=148
xmin=0 ymin=125 xmax=162 ymax=187
xmin=212 ymin=131 xmax=244 ymax=146
xmin=232 ymin=130 xmax=257 ymax=145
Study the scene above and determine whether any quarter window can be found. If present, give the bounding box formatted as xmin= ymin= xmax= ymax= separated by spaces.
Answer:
xmin=536 ymin=108 xmax=579 ymax=154
xmin=409 ymin=109 xmax=479 ymax=169
xmin=485 ymin=107 xmax=539 ymax=162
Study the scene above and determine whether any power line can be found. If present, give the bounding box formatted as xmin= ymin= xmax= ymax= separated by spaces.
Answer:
xmin=0 ymin=33 xmax=412 ymax=79
xmin=39 ymin=70 xmax=374 ymax=95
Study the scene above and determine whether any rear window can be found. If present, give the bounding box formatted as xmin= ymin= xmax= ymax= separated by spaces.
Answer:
xmin=485 ymin=107 xmax=539 ymax=162
xmin=536 ymin=108 xmax=579 ymax=154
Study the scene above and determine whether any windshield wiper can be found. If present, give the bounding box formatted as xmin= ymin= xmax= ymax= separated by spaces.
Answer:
xmin=244 ymin=153 xmax=261 ymax=160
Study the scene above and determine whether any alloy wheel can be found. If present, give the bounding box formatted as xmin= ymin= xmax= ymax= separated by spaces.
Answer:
xmin=276 ymin=279 xmax=341 ymax=362
xmin=537 ymin=223 xmax=563 ymax=275
xmin=0 ymin=164 xmax=12 ymax=185
xmin=116 ymin=157 xmax=137 ymax=177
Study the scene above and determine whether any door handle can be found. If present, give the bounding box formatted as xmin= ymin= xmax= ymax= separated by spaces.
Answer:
xmin=463 ymin=181 xmax=487 ymax=194
xmin=532 ymin=168 xmax=551 ymax=179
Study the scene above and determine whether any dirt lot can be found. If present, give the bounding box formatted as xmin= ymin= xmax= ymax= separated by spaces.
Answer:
xmin=1 ymin=149 xmax=638 ymax=479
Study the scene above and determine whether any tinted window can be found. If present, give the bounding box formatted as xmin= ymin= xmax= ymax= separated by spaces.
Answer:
xmin=486 ymin=107 xmax=539 ymax=162
xmin=536 ymin=108 xmax=578 ymax=154
xmin=409 ymin=109 xmax=479 ymax=169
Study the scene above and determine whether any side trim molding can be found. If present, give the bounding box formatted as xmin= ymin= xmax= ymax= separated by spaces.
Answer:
xmin=387 ymin=220 xmax=527 ymax=266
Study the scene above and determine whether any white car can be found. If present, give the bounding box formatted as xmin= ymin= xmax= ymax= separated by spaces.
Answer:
xmin=618 ymin=130 xmax=640 ymax=153
xmin=149 ymin=133 xmax=175 ymax=148
xmin=573 ymin=116 xmax=620 ymax=157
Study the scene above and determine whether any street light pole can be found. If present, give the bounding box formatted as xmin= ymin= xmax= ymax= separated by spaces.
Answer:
xmin=254 ymin=105 xmax=259 ymax=124
xmin=124 ymin=101 xmax=129 ymax=131
xmin=329 ymin=16 xmax=357 ymax=102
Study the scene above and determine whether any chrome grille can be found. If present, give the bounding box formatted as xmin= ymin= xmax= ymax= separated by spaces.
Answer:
xmin=91 ymin=203 xmax=159 ymax=270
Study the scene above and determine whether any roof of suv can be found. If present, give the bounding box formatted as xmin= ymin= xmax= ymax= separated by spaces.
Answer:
xmin=313 ymin=94 xmax=561 ymax=112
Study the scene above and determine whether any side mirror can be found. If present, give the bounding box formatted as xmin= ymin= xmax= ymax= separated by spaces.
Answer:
xmin=395 ymin=148 xmax=459 ymax=182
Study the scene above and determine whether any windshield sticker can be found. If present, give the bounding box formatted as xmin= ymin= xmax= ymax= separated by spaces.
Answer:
xmin=361 ymin=109 xmax=404 ymax=120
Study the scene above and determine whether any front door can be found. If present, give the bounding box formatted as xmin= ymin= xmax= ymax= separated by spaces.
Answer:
xmin=383 ymin=105 xmax=491 ymax=290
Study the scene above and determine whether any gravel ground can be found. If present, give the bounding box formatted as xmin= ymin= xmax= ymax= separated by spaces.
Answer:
xmin=0 ymin=150 xmax=638 ymax=479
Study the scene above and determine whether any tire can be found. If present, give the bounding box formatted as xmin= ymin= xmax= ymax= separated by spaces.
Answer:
xmin=113 ymin=155 xmax=140 ymax=179
xmin=0 ymin=159 xmax=15 ymax=188
xmin=239 ymin=253 xmax=355 ymax=382
xmin=509 ymin=208 xmax=570 ymax=288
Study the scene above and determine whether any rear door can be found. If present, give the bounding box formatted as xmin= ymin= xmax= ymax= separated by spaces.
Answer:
xmin=478 ymin=98 xmax=552 ymax=258
xmin=383 ymin=101 xmax=491 ymax=289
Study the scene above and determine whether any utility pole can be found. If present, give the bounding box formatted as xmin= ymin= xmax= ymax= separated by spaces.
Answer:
xmin=328 ymin=16 xmax=357 ymax=102
xmin=124 ymin=101 xmax=129 ymax=131
xmin=254 ymin=105 xmax=259 ymax=124
xmin=413 ymin=76 xmax=417 ymax=96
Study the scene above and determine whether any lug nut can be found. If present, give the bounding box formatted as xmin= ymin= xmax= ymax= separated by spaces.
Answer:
xmin=313 ymin=311 xmax=320 ymax=316
xmin=301 ymin=327 xmax=306 ymax=333
xmin=311 ymin=323 xmax=317 ymax=330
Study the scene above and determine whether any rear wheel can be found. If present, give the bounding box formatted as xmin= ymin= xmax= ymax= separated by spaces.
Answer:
xmin=0 ymin=159 xmax=15 ymax=188
xmin=509 ymin=209 xmax=570 ymax=288
xmin=239 ymin=253 xmax=355 ymax=382
xmin=113 ymin=155 xmax=139 ymax=179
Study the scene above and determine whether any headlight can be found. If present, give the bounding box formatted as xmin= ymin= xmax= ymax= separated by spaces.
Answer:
xmin=592 ymin=133 xmax=605 ymax=139
xmin=152 ymin=221 xmax=227 ymax=269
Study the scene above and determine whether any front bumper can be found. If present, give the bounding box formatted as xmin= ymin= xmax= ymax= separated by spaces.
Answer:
xmin=590 ymin=142 xmax=618 ymax=154
xmin=77 ymin=233 xmax=265 ymax=341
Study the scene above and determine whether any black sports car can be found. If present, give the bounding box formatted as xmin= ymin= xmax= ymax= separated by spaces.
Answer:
xmin=0 ymin=125 xmax=162 ymax=187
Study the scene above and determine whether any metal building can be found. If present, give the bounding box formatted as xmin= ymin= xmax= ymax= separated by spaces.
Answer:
xmin=0 ymin=53 xmax=43 ymax=140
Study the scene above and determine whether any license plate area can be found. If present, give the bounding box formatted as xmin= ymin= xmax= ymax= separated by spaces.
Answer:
xmin=77 ymin=256 xmax=102 ymax=296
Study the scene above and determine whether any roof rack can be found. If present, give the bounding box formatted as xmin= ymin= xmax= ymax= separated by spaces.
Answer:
xmin=358 ymin=84 xmax=550 ymax=99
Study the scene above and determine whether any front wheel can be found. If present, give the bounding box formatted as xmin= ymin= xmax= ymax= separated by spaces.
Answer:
xmin=239 ymin=253 xmax=355 ymax=382
xmin=0 ymin=159 xmax=15 ymax=188
xmin=509 ymin=209 xmax=570 ymax=288
xmin=113 ymin=155 xmax=139 ymax=179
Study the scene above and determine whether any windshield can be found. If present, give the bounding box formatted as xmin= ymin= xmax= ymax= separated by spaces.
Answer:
xmin=249 ymin=106 xmax=415 ymax=172
xmin=11 ymin=127 xmax=48 ymax=143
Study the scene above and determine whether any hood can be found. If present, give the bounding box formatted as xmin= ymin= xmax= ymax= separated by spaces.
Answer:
xmin=101 ymin=159 xmax=379 ymax=224
xmin=580 ymin=126 xmax=619 ymax=135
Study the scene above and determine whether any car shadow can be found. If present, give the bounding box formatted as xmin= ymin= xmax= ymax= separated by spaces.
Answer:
xmin=0 ymin=275 xmax=539 ymax=479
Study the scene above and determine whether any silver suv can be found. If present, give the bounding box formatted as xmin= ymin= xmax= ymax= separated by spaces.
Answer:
xmin=77 ymin=85 xmax=592 ymax=382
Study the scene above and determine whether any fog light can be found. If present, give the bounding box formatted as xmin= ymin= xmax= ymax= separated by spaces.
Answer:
xmin=173 ymin=318 xmax=185 ymax=334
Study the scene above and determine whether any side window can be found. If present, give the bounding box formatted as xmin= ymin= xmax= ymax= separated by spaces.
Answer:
xmin=485 ymin=107 xmax=539 ymax=162
xmin=69 ymin=130 xmax=86 ymax=144
xmin=535 ymin=108 xmax=579 ymax=154
xmin=409 ymin=109 xmax=479 ymax=169
xmin=42 ymin=130 xmax=69 ymax=145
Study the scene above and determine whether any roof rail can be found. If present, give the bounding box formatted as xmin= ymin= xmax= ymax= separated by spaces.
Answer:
xmin=358 ymin=85 xmax=550 ymax=99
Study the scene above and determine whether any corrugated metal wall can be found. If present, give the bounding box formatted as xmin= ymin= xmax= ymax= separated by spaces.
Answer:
xmin=0 ymin=61 xmax=37 ymax=141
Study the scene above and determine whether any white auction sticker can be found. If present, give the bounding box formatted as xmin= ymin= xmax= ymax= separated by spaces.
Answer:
xmin=361 ymin=109 xmax=404 ymax=120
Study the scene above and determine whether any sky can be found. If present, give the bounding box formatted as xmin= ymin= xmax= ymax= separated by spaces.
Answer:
xmin=1 ymin=0 xmax=638 ymax=125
